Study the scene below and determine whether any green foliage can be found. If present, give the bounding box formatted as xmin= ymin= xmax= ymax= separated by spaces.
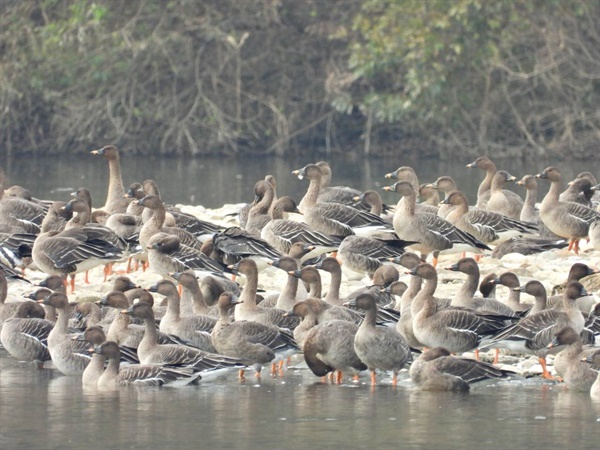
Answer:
xmin=0 ymin=0 xmax=597 ymax=158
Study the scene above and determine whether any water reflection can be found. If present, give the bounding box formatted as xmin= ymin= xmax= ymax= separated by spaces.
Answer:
xmin=1 ymin=154 xmax=597 ymax=209
xmin=1 ymin=350 xmax=599 ymax=449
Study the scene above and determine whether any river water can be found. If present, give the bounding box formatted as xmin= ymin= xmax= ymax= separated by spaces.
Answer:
xmin=1 ymin=348 xmax=599 ymax=449
xmin=1 ymin=152 xmax=597 ymax=208
xmin=1 ymin=153 xmax=599 ymax=449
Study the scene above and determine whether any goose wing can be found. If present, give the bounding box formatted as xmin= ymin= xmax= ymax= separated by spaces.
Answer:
xmin=213 ymin=227 xmax=281 ymax=260
xmin=420 ymin=213 xmax=491 ymax=251
xmin=433 ymin=356 xmax=511 ymax=383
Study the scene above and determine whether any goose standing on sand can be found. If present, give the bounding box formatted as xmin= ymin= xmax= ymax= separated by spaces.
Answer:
xmin=38 ymin=292 xmax=91 ymax=375
xmin=344 ymin=292 xmax=411 ymax=386
xmin=426 ymin=176 xmax=459 ymax=219
xmin=384 ymin=166 xmax=438 ymax=215
xmin=0 ymin=301 xmax=52 ymax=367
xmin=536 ymin=166 xmax=600 ymax=254
xmin=293 ymin=164 xmax=388 ymax=237
xmin=446 ymin=258 xmax=519 ymax=318
xmin=212 ymin=292 xmax=297 ymax=379
xmin=337 ymin=235 xmax=412 ymax=279
xmin=90 ymin=145 xmax=131 ymax=214
xmin=466 ymin=156 xmax=524 ymax=210
xmin=260 ymin=196 xmax=341 ymax=259
xmin=383 ymin=181 xmax=490 ymax=266
xmin=146 ymin=232 xmax=225 ymax=277
xmin=245 ymin=180 xmax=276 ymax=237
xmin=442 ymin=191 xmax=537 ymax=244
xmin=409 ymin=347 xmax=512 ymax=391
xmin=485 ymin=170 xmax=523 ymax=220
xmin=480 ymin=281 xmax=587 ymax=379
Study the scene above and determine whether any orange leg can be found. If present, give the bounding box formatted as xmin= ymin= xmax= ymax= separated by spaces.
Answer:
xmin=493 ymin=348 xmax=500 ymax=365
xmin=335 ymin=371 xmax=343 ymax=384
xmin=126 ymin=257 xmax=133 ymax=273
xmin=567 ymin=239 xmax=575 ymax=252
xmin=278 ymin=360 xmax=285 ymax=375
xmin=352 ymin=374 xmax=359 ymax=382
xmin=474 ymin=349 xmax=480 ymax=361
xmin=328 ymin=372 xmax=334 ymax=383
xmin=321 ymin=376 xmax=327 ymax=383
xmin=103 ymin=265 xmax=110 ymax=282
xmin=370 ymin=369 xmax=377 ymax=386
xmin=573 ymin=239 xmax=580 ymax=255
xmin=392 ymin=371 xmax=398 ymax=387
xmin=177 ymin=284 xmax=183 ymax=297
xmin=539 ymin=357 xmax=556 ymax=380
xmin=84 ymin=271 xmax=90 ymax=284
xmin=238 ymin=369 xmax=245 ymax=380
xmin=142 ymin=261 xmax=148 ymax=272
xmin=474 ymin=254 xmax=482 ymax=262
xmin=460 ymin=252 xmax=466 ymax=259
xmin=271 ymin=363 xmax=277 ymax=376
xmin=432 ymin=256 xmax=438 ymax=268
xmin=69 ymin=274 xmax=76 ymax=294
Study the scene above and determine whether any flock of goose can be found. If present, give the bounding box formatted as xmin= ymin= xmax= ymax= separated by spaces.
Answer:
xmin=0 ymin=146 xmax=599 ymax=398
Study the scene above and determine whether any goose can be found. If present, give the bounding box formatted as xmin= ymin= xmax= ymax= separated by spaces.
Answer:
xmin=245 ymin=180 xmax=275 ymax=237
xmin=38 ymin=201 xmax=72 ymax=233
xmin=489 ymin=272 xmax=531 ymax=314
xmin=0 ymin=301 xmax=52 ymax=367
xmin=513 ymin=280 xmax=548 ymax=316
xmin=136 ymin=195 xmax=204 ymax=252
xmin=386 ymin=252 xmax=426 ymax=349
xmin=37 ymin=292 xmax=91 ymax=375
xmin=383 ymin=180 xmax=490 ymax=266
xmin=0 ymin=230 xmax=36 ymax=271
xmin=446 ymin=258 xmax=519 ymax=318
xmin=293 ymin=164 xmax=388 ymax=237
xmin=491 ymin=236 xmax=568 ymax=259
xmin=546 ymin=263 xmax=598 ymax=312
xmin=353 ymin=190 xmax=390 ymax=219
xmin=76 ymin=326 xmax=109 ymax=387
xmin=97 ymin=290 xmax=196 ymax=348
xmin=0 ymin=271 xmax=27 ymax=325
xmin=479 ymin=273 xmax=498 ymax=299
xmin=235 ymin=174 xmax=279 ymax=229
xmin=536 ymin=166 xmax=600 ymax=254
xmin=485 ymin=170 xmax=523 ymax=220
xmin=384 ymin=166 xmax=438 ymax=215
xmin=426 ymin=176 xmax=459 ymax=219
xmin=409 ymin=264 xmax=507 ymax=355
xmin=171 ymin=270 xmax=221 ymax=317
xmin=212 ymin=292 xmax=297 ymax=379
xmin=124 ymin=182 xmax=157 ymax=224
xmin=418 ymin=183 xmax=440 ymax=207
xmin=442 ymin=191 xmax=537 ymax=244
xmin=516 ymin=175 xmax=540 ymax=224
xmin=547 ymin=327 xmax=598 ymax=391
xmin=122 ymin=302 xmax=246 ymax=375
xmin=409 ymin=347 xmax=512 ymax=391
xmin=344 ymin=292 xmax=411 ymax=386
xmin=260 ymin=196 xmax=341 ymax=259
xmin=229 ymin=258 xmax=299 ymax=330
xmin=0 ymin=183 xmax=46 ymax=234
xmin=302 ymin=318 xmax=367 ymax=383
xmin=466 ymin=156 xmax=523 ymax=209
xmin=31 ymin=227 xmax=122 ymax=293
xmin=90 ymin=145 xmax=132 ymax=214
xmin=315 ymin=161 xmax=370 ymax=210
xmin=146 ymin=232 xmax=225 ymax=277
xmin=480 ymin=282 xmax=587 ymax=379
xmin=94 ymin=341 xmax=203 ymax=388
xmin=559 ymin=176 xmax=595 ymax=207
xmin=150 ymin=279 xmax=216 ymax=352
xmin=210 ymin=226 xmax=282 ymax=269
xmin=337 ymin=235 xmax=412 ymax=279
xmin=263 ymin=256 xmax=307 ymax=310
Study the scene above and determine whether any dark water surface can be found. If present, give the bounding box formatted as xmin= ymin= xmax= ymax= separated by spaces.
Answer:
xmin=1 ymin=153 xmax=598 ymax=209
xmin=1 ymin=349 xmax=599 ymax=450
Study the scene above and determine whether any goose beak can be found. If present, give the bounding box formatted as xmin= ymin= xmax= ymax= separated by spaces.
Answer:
xmin=121 ymin=308 xmax=134 ymax=316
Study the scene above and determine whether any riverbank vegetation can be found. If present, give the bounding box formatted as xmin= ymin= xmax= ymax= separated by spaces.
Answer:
xmin=1 ymin=0 xmax=598 ymax=159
